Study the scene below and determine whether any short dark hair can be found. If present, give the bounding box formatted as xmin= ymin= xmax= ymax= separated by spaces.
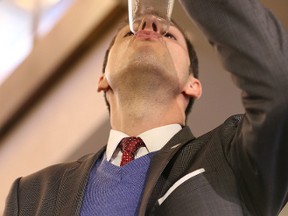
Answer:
xmin=102 ymin=21 xmax=199 ymax=118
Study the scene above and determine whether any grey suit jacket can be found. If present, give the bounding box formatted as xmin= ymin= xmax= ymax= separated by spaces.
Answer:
xmin=4 ymin=0 xmax=288 ymax=215
xmin=3 ymin=116 xmax=287 ymax=216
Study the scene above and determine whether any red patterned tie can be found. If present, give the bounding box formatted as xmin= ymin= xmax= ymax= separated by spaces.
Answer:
xmin=119 ymin=137 xmax=145 ymax=166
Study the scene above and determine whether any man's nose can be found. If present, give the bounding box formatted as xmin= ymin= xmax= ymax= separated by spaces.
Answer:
xmin=138 ymin=15 xmax=161 ymax=34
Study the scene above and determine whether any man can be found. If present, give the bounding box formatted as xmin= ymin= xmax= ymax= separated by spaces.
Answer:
xmin=4 ymin=0 xmax=288 ymax=215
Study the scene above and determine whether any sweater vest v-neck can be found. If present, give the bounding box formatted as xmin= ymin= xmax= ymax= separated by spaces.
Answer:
xmin=80 ymin=152 xmax=154 ymax=216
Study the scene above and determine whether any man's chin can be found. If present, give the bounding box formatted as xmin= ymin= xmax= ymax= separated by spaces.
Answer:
xmin=126 ymin=44 xmax=172 ymax=68
xmin=128 ymin=36 xmax=166 ymax=51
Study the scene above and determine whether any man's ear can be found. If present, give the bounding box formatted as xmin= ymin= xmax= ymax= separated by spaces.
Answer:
xmin=97 ymin=74 xmax=110 ymax=92
xmin=183 ymin=75 xmax=202 ymax=99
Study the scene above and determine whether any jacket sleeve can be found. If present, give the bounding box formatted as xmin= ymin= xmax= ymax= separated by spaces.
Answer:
xmin=4 ymin=178 xmax=21 ymax=216
xmin=179 ymin=0 xmax=288 ymax=215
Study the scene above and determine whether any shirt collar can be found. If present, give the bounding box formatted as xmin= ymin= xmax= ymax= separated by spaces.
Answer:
xmin=106 ymin=124 xmax=182 ymax=161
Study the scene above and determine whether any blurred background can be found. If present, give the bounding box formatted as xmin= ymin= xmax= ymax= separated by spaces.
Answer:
xmin=0 ymin=0 xmax=287 ymax=214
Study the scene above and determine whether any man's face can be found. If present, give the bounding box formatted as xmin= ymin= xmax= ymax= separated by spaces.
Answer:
xmin=102 ymin=21 xmax=192 ymax=98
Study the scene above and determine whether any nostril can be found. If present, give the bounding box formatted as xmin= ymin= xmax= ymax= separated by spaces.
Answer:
xmin=142 ymin=21 xmax=146 ymax=30
xmin=152 ymin=22 xmax=157 ymax=32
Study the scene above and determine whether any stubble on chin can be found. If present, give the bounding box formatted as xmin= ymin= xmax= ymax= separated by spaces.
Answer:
xmin=109 ymin=40 xmax=181 ymax=100
xmin=113 ymin=57 xmax=179 ymax=104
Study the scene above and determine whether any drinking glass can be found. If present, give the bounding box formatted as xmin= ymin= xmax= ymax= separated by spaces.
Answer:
xmin=128 ymin=0 xmax=175 ymax=35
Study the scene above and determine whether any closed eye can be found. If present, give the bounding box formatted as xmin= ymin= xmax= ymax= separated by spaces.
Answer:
xmin=124 ymin=31 xmax=134 ymax=37
xmin=164 ymin=32 xmax=176 ymax=40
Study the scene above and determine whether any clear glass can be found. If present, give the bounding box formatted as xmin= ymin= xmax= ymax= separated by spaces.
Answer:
xmin=128 ymin=0 xmax=175 ymax=35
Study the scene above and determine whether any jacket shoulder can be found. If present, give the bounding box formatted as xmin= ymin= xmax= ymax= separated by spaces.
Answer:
xmin=4 ymin=153 xmax=99 ymax=215
xmin=223 ymin=114 xmax=243 ymax=126
xmin=193 ymin=114 xmax=243 ymax=143
xmin=21 ymin=153 xmax=95 ymax=184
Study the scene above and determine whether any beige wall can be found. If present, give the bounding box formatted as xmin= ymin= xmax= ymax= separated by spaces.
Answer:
xmin=1 ymin=0 xmax=287 ymax=214
xmin=0 ymin=0 xmax=123 ymax=212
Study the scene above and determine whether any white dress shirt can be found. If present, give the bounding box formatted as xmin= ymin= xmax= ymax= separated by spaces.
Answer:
xmin=106 ymin=124 xmax=182 ymax=166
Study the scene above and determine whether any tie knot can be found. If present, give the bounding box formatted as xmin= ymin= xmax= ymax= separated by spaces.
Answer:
xmin=119 ymin=137 xmax=145 ymax=166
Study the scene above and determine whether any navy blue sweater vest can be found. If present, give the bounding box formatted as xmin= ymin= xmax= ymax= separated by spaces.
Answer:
xmin=80 ymin=153 xmax=154 ymax=215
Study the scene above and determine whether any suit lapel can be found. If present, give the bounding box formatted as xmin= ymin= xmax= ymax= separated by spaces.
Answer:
xmin=138 ymin=127 xmax=195 ymax=216
xmin=54 ymin=146 xmax=106 ymax=215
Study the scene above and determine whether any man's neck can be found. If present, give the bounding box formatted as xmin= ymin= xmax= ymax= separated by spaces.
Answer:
xmin=109 ymin=96 xmax=185 ymax=136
